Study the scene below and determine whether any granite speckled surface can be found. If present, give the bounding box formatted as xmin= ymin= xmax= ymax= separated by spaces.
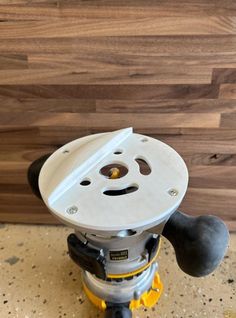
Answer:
xmin=0 ymin=224 xmax=235 ymax=318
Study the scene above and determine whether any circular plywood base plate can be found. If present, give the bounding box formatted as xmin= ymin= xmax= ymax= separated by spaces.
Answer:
xmin=39 ymin=128 xmax=188 ymax=235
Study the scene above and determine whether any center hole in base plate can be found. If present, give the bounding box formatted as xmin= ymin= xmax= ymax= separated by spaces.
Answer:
xmin=100 ymin=163 xmax=128 ymax=179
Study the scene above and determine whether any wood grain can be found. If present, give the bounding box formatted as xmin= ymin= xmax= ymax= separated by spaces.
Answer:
xmin=219 ymin=84 xmax=236 ymax=99
xmin=0 ymin=0 xmax=235 ymax=231
xmin=0 ymin=36 xmax=235 ymax=55
xmin=0 ymin=84 xmax=219 ymax=99
xmin=28 ymin=53 xmax=236 ymax=69
xmin=0 ymin=67 xmax=213 ymax=85
xmin=0 ymin=113 xmax=220 ymax=128
xmin=1 ymin=17 xmax=236 ymax=38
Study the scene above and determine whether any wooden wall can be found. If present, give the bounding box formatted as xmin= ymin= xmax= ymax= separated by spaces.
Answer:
xmin=0 ymin=0 xmax=235 ymax=230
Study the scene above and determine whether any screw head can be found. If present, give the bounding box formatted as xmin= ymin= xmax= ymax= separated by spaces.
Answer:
xmin=168 ymin=188 xmax=178 ymax=196
xmin=66 ymin=205 xmax=78 ymax=214
xmin=152 ymin=287 xmax=160 ymax=293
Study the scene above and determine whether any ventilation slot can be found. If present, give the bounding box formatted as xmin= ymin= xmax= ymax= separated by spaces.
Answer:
xmin=80 ymin=179 xmax=91 ymax=186
xmin=103 ymin=185 xmax=138 ymax=196
xmin=135 ymin=158 xmax=151 ymax=175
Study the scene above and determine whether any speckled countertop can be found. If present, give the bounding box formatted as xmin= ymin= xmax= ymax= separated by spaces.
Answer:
xmin=0 ymin=224 xmax=235 ymax=318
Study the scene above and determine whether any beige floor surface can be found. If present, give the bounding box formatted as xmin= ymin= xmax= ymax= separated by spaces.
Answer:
xmin=0 ymin=224 xmax=235 ymax=318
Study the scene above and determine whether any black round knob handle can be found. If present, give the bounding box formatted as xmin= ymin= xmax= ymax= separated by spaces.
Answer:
xmin=162 ymin=211 xmax=229 ymax=277
xmin=27 ymin=154 xmax=51 ymax=199
xmin=104 ymin=305 xmax=132 ymax=318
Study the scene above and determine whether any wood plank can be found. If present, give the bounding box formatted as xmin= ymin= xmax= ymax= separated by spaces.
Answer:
xmin=188 ymin=166 xmax=236 ymax=189
xmin=0 ymin=112 xmax=220 ymax=128
xmin=3 ymin=98 xmax=235 ymax=115
xmin=0 ymin=146 xmax=56 ymax=161
xmin=0 ymin=98 xmax=95 ymax=112
xmin=96 ymin=99 xmax=236 ymax=113
xmin=159 ymin=136 xmax=236 ymax=154
xmin=1 ymin=1 xmax=236 ymax=21
xmin=212 ymin=68 xmax=236 ymax=84
xmin=0 ymin=208 xmax=58 ymax=225
xmin=28 ymin=54 xmax=236 ymax=70
xmin=0 ymin=84 xmax=219 ymax=99
xmin=180 ymin=188 xmax=236 ymax=220
xmin=0 ymin=183 xmax=35 ymax=194
xmin=0 ymin=17 xmax=236 ymax=39
xmin=183 ymin=153 xmax=236 ymax=166
xmin=221 ymin=113 xmax=236 ymax=128
xmin=0 ymin=162 xmax=29 ymax=184
xmin=219 ymin=83 xmax=236 ymax=98
xmin=0 ymin=36 xmax=235 ymax=55
xmin=0 ymin=126 xmax=89 ymax=146
xmin=167 ymin=128 xmax=236 ymax=139
xmin=0 ymin=192 xmax=42 ymax=205
xmin=1 ymin=127 xmax=235 ymax=147
xmin=0 ymin=67 xmax=212 ymax=85
xmin=0 ymin=54 xmax=28 ymax=70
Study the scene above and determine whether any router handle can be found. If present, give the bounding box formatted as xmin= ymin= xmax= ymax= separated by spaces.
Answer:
xmin=104 ymin=305 xmax=132 ymax=318
xmin=27 ymin=154 xmax=51 ymax=199
xmin=162 ymin=211 xmax=229 ymax=277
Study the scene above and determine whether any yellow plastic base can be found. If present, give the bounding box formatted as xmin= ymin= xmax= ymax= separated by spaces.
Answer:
xmin=83 ymin=281 xmax=107 ymax=311
xmin=83 ymin=271 xmax=163 ymax=312
xmin=129 ymin=271 xmax=163 ymax=310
